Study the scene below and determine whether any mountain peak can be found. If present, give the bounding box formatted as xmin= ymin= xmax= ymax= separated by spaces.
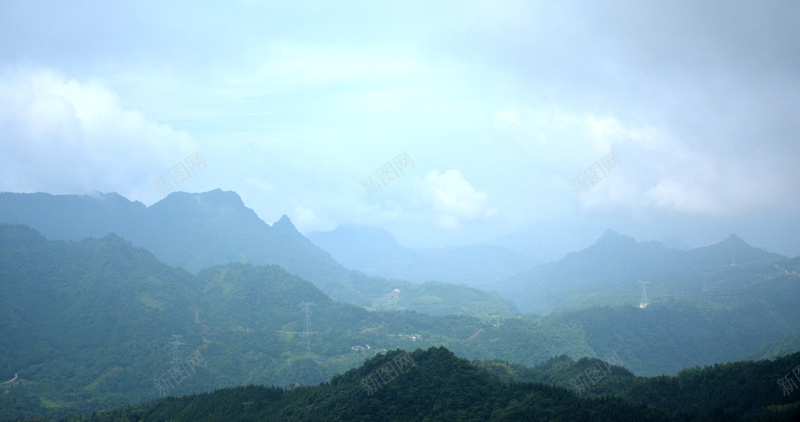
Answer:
xmin=272 ymin=214 xmax=297 ymax=232
xmin=601 ymin=229 xmax=621 ymax=238
xmin=193 ymin=189 xmax=245 ymax=207
xmin=713 ymin=234 xmax=752 ymax=251
xmin=87 ymin=191 xmax=139 ymax=206
xmin=690 ymin=233 xmax=785 ymax=266
xmin=723 ymin=234 xmax=744 ymax=243
xmin=596 ymin=229 xmax=636 ymax=246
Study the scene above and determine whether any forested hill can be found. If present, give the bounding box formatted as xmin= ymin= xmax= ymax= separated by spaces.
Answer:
xmin=478 ymin=351 xmax=800 ymax=421
xmin=0 ymin=189 xmax=347 ymax=283
xmin=0 ymin=191 xmax=517 ymax=317
xmin=3 ymin=223 xmax=799 ymax=420
xmin=0 ymin=190 xmax=348 ymax=292
xmin=30 ymin=348 xmax=800 ymax=422
xmin=498 ymin=229 xmax=796 ymax=313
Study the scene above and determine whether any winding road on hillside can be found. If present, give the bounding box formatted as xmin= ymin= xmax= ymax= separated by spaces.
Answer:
xmin=1 ymin=373 xmax=18 ymax=384
xmin=360 ymin=322 xmax=385 ymax=334
xmin=194 ymin=308 xmax=210 ymax=333
xmin=775 ymin=264 xmax=799 ymax=276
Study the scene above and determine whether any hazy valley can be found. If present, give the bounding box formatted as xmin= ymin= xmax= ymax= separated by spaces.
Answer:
xmin=1 ymin=191 xmax=799 ymax=421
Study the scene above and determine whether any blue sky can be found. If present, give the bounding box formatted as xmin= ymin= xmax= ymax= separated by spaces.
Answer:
xmin=1 ymin=0 xmax=799 ymax=257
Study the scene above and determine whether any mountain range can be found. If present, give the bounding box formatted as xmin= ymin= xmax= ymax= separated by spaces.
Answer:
xmin=0 ymin=190 xmax=517 ymax=318
xmin=2 ymin=219 xmax=800 ymax=419
xmin=2 ymin=190 xmax=800 ymax=420
xmin=497 ymin=229 xmax=798 ymax=314
xmin=308 ymin=221 xmax=799 ymax=319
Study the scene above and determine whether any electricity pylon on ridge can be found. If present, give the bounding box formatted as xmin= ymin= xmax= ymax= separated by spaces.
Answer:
xmin=299 ymin=302 xmax=315 ymax=352
xmin=638 ymin=281 xmax=651 ymax=309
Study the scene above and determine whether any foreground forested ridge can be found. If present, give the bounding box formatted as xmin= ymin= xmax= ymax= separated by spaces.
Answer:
xmin=2 ymin=223 xmax=800 ymax=420
xmin=15 ymin=348 xmax=800 ymax=422
xmin=477 ymin=351 xmax=800 ymax=420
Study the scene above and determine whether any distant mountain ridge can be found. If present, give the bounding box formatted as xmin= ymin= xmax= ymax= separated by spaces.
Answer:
xmin=0 ymin=189 xmax=343 ymax=282
xmin=0 ymin=190 xmax=518 ymax=317
xmin=497 ymin=229 xmax=791 ymax=313
xmin=308 ymin=225 xmax=536 ymax=287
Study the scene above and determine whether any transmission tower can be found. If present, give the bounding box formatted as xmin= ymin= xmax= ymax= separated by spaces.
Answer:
xmin=638 ymin=281 xmax=651 ymax=308
xmin=169 ymin=334 xmax=186 ymax=364
xmin=299 ymin=302 xmax=315 ymax=352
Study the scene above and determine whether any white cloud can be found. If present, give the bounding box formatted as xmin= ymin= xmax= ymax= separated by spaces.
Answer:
xmin=419 ymin=169 xmax=495 ymax=230
xmin=0 ymin=67 xmax=195 ymax=200
xmin=292 ymin=206 xmax=323 ymax=234
xmin=489 ymin=106 xmax=650 ymax=167
xmin=0 ymin=2 xmax=798 ymax=254
xmin=645 ymin=179 xmax=721 ymax=214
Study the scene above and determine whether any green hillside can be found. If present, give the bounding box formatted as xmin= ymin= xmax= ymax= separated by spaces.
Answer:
xmin=747 ymin=334 xmax=800 ymax=362
xmin=3 ymin=223 xmax=799 ymax=420
xmin=20 ymin=348 xmax=800 ymax=422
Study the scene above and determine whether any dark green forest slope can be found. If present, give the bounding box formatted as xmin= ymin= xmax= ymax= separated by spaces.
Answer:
xmin=477 ymin=351 xmax=800 ymax=421
xmin=20 ymin=348 xmax=800 ymax=422
xmin=748 ymin=334 xmax=800 ymax=361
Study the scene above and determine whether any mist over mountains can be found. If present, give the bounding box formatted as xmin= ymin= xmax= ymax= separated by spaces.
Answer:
xmin=498 ymin=229 xmax=795 ymax=313
xmin=2 ymin=189 xmax=796 ymax=321
xmin=0 ymin=190 xmax=517 ymax=317
xmin=307 ymin=225 xmax=537 ymax=287
xmin=305 ymin=215 xmax=797 ymax=318
xmin=1 ymin=189 xmax=799 ymax=421
xmin=4 ymin=1 xmax=800 ymax=419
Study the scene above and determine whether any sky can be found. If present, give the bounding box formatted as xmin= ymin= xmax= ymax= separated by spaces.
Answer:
xmin=1 ymin=0 xmax=799 ymax=259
